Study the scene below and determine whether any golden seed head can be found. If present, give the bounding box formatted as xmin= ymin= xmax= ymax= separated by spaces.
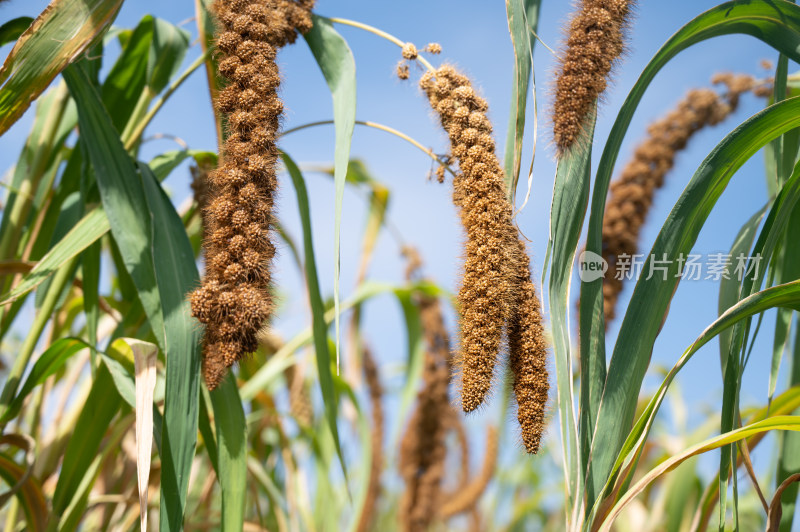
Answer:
xmin=599 ymin=75 xmax=754 ymax=324
xmin=396 ymin=61 xmax=410 ymax=80
xmin=425 ymin=42 xmax=442 ymax=54
xmin=552 ymin=0 xmax=635 ymax=152
xmin=401 ymin=42 xmax=418 ymax=60
xmin=192 ymin=0 xmax=316 ymax=389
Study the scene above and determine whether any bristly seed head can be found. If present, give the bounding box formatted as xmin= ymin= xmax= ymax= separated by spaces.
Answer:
xmin=191 ymin=0 xmax=315 ymax=390
xmin=553 ymin=0 xmax=635 ymax=152
xmin=599 ymin=73 xmax=758 ymax=325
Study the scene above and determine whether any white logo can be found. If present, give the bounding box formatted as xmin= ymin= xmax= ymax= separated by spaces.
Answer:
xmin=578 ymin=250 xmax=608 ymax=282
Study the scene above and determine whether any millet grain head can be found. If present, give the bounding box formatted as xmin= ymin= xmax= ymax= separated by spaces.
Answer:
xmin=398 ymin=294 xmax=453 ymax=532
xmin=600 ymin=74 xmax=758 ymax=324
xmin=507 ymin=240 xmax=549 ymax=454
xmin=356 ymin=348 xmax=384 ymax=532
xmin=420 ymin=66 xmax=519 ymax=413
xmin=552 ymin=0 xmax=635 ymax=153
xmin=398 ymin=250 xmax=457 ymax=532
xmin=190 ymin=0 xmax=315 ymax=390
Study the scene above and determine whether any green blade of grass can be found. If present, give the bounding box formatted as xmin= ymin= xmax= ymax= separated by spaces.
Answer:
xmin=304 ymin=14 xmax=357 ymax=374
xmin=139 ymin=163 xmax=204 ymax=532
xmin=580 ymin=0 xmax=800 ymax=506
xmin=0 ymin=338 xmax=90 ymax=425
xmin=282 ymin=152 xmax=348 ymax=483
xmin=0 ymin=17 xmax=33 ymax=48
xmin=64 ymin=59 xmax=204 ymax=530
xmin=599 ymin=415 xmax=800 ymax=532
xmin=589 ymin=95 xmax=800 ymax=512
xmin=717 ymin=158 xmax=800 ymax=529
xmin=586 ymin=279 xmax=800 ymax=527
xmin=548 ymin=110 xmax=595 ymax=517
xmin=51 ymin=363 xmax=122 ymax=522
xmin=776 ymin=321 xmax=800 ymax=532
xmin=209 ymin=374 xmax=247 ymax=532
xmin=503 ymin=0 xmax=541 ymax=202
xmin=0 ymin=0 xmax=122 ymax=135
xmin=62 ymin=62 xmax=165 ymax=348
xmin=0 ymin=208 xmax=109 ymax=305
xmin=718 ymin=205 xmax=768 ymax=366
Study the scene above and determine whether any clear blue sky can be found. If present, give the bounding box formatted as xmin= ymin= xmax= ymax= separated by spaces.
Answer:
xmin=0 ymin=0 xmax=794 ymax=515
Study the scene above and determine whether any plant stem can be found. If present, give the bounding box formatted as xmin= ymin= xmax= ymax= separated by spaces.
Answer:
xmin=327 ymin=17 xmax=437 ymax=73
xmin=0 ymin=83 xmax=69 ymax=263
xmin=280 ymin=119 xmax=455 ymax=177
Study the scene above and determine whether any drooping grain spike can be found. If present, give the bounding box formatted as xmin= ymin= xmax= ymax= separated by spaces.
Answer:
xmin=420 ymin=66 xmax=519 ymax=412
xmin=189 ymin=0 xmax=315 ymax=389
xmin=553 ymin=0 xmax=635 ymax=152
xmin=600 ymin=74 xmax=758 ymax=324
xmin=356 ymin=348 xmax=384 ymax=532
xmin=508 ymin=239 xmax=549 ymax=454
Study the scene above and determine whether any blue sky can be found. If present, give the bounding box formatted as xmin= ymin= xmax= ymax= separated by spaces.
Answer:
xmin=1 ymin=0 xmax=796 ymax=516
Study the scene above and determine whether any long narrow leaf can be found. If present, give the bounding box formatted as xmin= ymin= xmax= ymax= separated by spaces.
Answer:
xmin=503 ymin=0 xmax=541 ymax=202
xmin=209 ymin=375 xmax=247 ymax=532
xmin=282 ymin=152 xmax=347 ymax=480
xmin=0 ymin=0 xmax=122 ymax=135
xmin=583 ymin=1 xmax=800 ymax=503
xmin=303 ymin=15 xmax=357 ymax=373
xmin=0 ymin=209 xmax=109 ymax=305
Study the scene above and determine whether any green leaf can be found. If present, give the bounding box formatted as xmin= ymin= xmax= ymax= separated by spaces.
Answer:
xmin=0 ymin=17 xmax=33 ymax=48
xmin=0 ymin=338 xmax=89 ymax=425
xmin=392 ymin=290 xmax=424 ymax=444
xmin=146 ymin=18 xmax=191 ymax=94
xmin=717 ymin=157 xmax=800 ymax=527
xmin=586 ymin=279 xmax=800 ymax=527
xmin=0 ymin=81 xmax=74 ymax=281
xmin=598 ymin=415 xmax=800 ymax=532
xmin=63 ymin=62 xmax=165 ymax=349
xmin=548 ymin=110 xmax=595 ymax=512
xmin=82 ymin=240 xmax=101 ymax=370
xmin=149 ymin=149 xmax=215 ymax=182
xmin=0 ymin=0 xmax=122 ymax=135
xmin=580 ymin=0 xmax=800 ymax=505
xmin=0 ymin=208 xmax=109 ymax=305
xmin=282 ymin=152 xmax=347 ymax=482
xmin=64 ymin=59 xmax=202 ymax=530
xmin=209 ymin=375 xmax=247 ymax=532
xmin=304 ymin=14 xmax=357 ymax=373
xmin=503 ymin=0 xmax=541 ymax=202
xmin=101 ymin=15 xmax=155 ymax=131
xmin=139 ymin=163 xmax=202 ymax=532
xmin=590 ymin=96 xmax=800 ymax=508
xmin=776 ymin=321 xmax=800 ymax=532
xmin=718 ymin=204 xmax=768 ymax=366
